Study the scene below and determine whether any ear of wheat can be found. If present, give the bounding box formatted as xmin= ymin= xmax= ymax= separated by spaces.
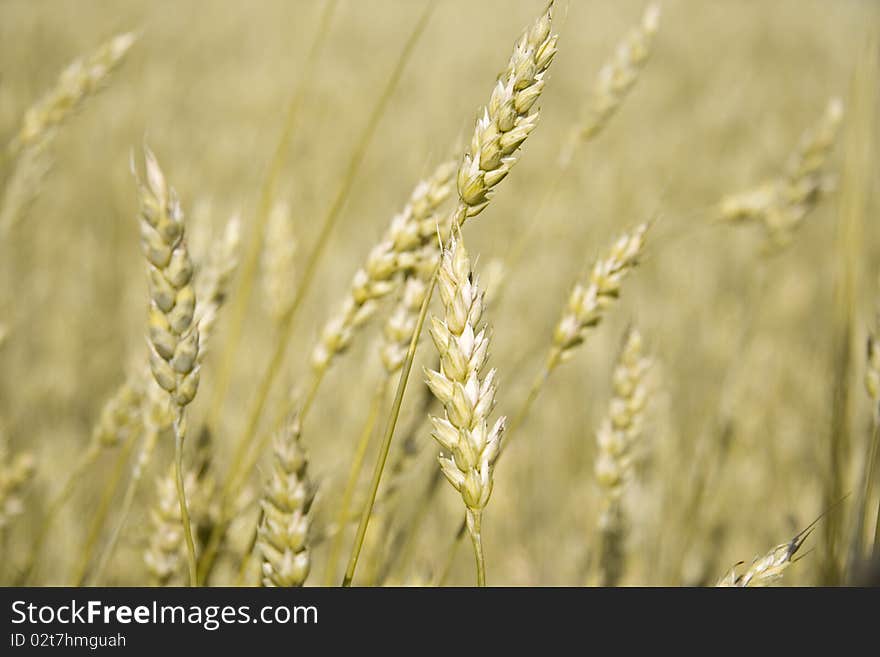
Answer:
xmin=311 ymin=160 xmax=455 ymax=376
xmin=594 ymin=327 xmax=651 ymax=586
xmin=194 ymin=214 xmax=241 ymax=348
xmin=135 ymin=149 xmax=201 ymax=410
xmin=144 ymin=462 xmax=213 ymax=586
xmin=717 ymin=530 xmax=810 ymax=587
xmin=719 ymin=97 xmax=844 ymax=249
xmin=453 ymin=2 xmax=558 ymax=227
xmin=425 ymin=235 xmax=505 ymax=586
xmin=257 ymin=415 xmax=314 ymax=587
xmin=560 ymin=3 xmax=661 ymax=165
xmin=11 ymin=32 xmax=136 ymax=155
xmin=133 ymin=147 xmax=201 ymax=585
xmin=2 ymin=32 xmax=136 ymax=233
xmin=553 ymin=223 xmax=649 ymax=367
xmin=92 ymin=379 xmax=144 ymax=450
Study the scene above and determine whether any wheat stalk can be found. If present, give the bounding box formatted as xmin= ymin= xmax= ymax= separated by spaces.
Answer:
xmin=452 ymin=3 xmax=557 ymax=229
xmin=10 ymin=33 xmax=136 ymax=154
xmin=719 ymin=97 xmax=844 ymax=250
xmin=203 ymin=0 xmax=337 ymax=428
xmin=133 ymin=147 xmax=201 ymax=585
xmin=594 ymin=327 xmax=651 ymax=586
xmin=342 ymin=0 xmax=558 ymax=588
xmin=425 ymin=234 xmax=504 ymax=586
xmin=2 ymin=32 xmax=136 ymax=233
xmin=717 ymin=527 xmax=812 ymax=587
xmin=560 ymin=3 xmax=661 ymax=166
xmin=85 ymin=218 xmax=240 ymax=584
xmin=256 ymin=415 xmax=314 ymax=587
xmin=310 ymin=159 xmax=456 ymax=387
xmin=144 ymin=460 xmax=214 ymax=586
xmin=22 ymin=370 xmax=144 ymax=582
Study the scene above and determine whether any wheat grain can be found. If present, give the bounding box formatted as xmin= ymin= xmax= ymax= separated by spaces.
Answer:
xmin=257 ymin=415 xmax=314 ymax=587
xmin=0 ymin=143 xmax=51 ymax=233
xmin=92 ymin=379 xmax=144 ymax=449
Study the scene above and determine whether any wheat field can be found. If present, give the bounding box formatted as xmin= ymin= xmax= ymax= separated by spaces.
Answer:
xmin=1 ymin=0 xmax=878 ymax=587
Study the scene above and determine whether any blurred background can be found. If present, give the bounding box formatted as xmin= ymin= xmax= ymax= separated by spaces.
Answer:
xmin=1 ymin=0 xmax=878 ymax=586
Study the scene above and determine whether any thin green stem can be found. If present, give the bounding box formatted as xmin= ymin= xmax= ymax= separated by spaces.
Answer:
xmin=437 ymin=349 xmax=559 ymax=581
xmin=342 ymin=264 xmax=438 ymax=586
xmin=174 ymin=415 xmax=198 ymax=587
xmin=70 ymin=433 xmax=138 ymax=585
xmin=324 ymin=387 xmax=384 ymax=585
xmin=92 ymin=429 xmax=159 ymax=584
xmin=466 ymin=509 xmax=485 ymax=587
xmin=89 ymin=430 xmax=158 ymax=585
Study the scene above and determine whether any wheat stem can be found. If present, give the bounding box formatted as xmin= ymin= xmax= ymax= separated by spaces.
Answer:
xmin=466 ymin=509 xmax=485 ymax=587
xmin=173 ymin=416 xmax=198 ymax=587
xmin=341 ymin=263 xmax=437 ymax=586
xmin=324 ymin=387 xmax=384 ymax=585
xmin=70 ymin=433 xmax=138 ymax=585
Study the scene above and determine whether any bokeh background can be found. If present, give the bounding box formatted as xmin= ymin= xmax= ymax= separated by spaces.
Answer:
xmin=1 ymin=0 xmax=878 ymax=586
